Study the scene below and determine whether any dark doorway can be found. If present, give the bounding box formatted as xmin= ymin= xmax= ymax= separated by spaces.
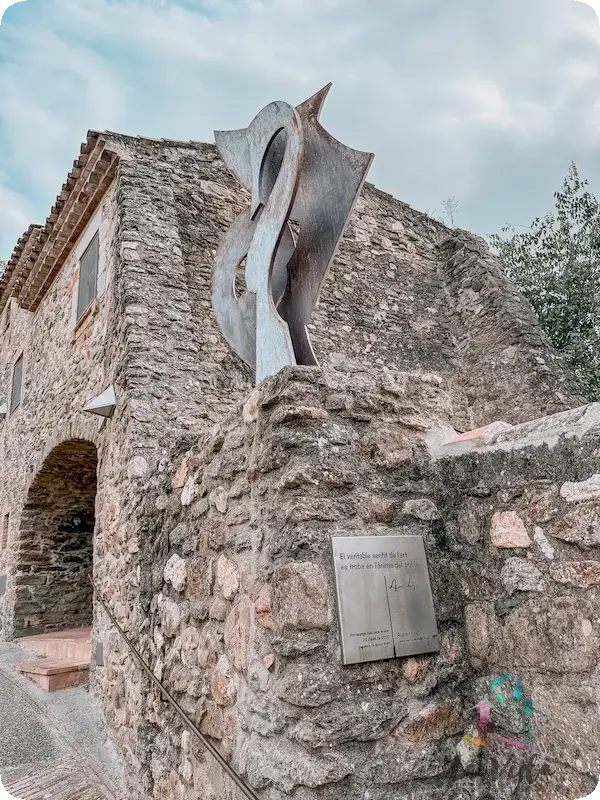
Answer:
xmin=14 ymin=439 xmax=97 ymax=637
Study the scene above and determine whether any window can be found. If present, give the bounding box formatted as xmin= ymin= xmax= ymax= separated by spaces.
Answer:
xmin=10 ymin=354 xmax=23 ymax=413
xmin=77 ymin=232 xmax=99 ymax=321
xmin=2 ymin=305 xmax=9 ymax=334
xmin=1 ymin=514 xmax=8 ymax=550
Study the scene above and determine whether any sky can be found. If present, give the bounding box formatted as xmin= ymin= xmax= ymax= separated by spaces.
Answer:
xmin=0 ymin=0 xmax=599 ymax=259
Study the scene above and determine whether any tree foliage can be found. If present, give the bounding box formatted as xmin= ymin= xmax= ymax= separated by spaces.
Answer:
xmin=489 ymin=163 xmax=600 ymax=401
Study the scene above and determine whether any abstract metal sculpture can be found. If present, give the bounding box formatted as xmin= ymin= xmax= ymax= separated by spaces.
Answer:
xmin=212 ymin=83 xmax=374 ymax=384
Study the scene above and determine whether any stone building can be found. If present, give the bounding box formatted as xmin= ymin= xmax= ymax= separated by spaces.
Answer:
xmin=0 ymin=128 xmax=598 ymax=799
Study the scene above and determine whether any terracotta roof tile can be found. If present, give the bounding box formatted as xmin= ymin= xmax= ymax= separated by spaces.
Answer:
xmin=0 ymin=131 xmax=118 ymax=313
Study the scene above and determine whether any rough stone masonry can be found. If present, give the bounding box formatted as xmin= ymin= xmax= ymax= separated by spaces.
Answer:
xmin=109 ymin=367 xmax=600 ymax=800
xmin=0 ymin=129 xmax=597 ymax=800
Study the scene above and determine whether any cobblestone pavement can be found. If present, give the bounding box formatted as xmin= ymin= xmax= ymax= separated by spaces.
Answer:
xmin=2 ymin=762 xmax=126 ymax=799
xmin=0 ymin=644 xmax=125 ymax=800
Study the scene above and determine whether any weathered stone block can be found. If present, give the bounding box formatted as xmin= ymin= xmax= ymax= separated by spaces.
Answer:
xmin=361 ymin=425 xmax=414 ymax=468
xmin=402 ymin=657 xmax=429 ymax=684
xmin=215 ymin=554 xmax=239 ymax=601
xmin=270 ymin=630 xmax=327 ymax=658
xmin=181 ymin=476 xmax=200 ymax=507
xmin=270 ymin=405 xmax=329 ymax=425
xmin=362 ymin=494 xmax=396 ymax=523
xmin=197 ymin=622 xmax=221 ymax=669
xmin=550 ymin=560 xmax=600 ymax=589
xmin=500 ymin=557 xmax=545 ymax=594
xmin=158 ymin=595 xmax=181 ymax=638
xmin=464 ymin=601 xmax=500 ymax=663
xmin=275 ymin=663 xmax=342 ymax=708
xmin=209 ymin=486 xmax=228 ymax=514
xmin=456 ymin=498 xmax=486 ymax=544
xmin=402 ymin=498 xmax=441 ymax=521
xmin=560 ymin=474 xmax=600 ymax=503
xmin=552 ymin=503 xmax=600 ymax=549
xmin=402 ymin=702 xmax=463 ymax=743
xmin=291 ymin=697 xmax=408 ymax=748
xmin=254 ymin=583 xmax=274 ymax=630
xmin=224 ymin=596 xmax=251 ymax=671
xmin=524 ymin=674 xmax=600 ymax=783
xmin=210 ymin=655 xmax=236 ymax=707
xmin=184 ymin=556 xmax=206 ymax=599
xmin=242 ymin=389 xmax=260 ymax=423
xmin=242 ymin=733 xmax=353 ymax=793
xmin=501 ymin=597 xmax=600 ymax=672
xmin=271 ymin=562 xmax=328 ymax=632
xmin=365 ymin=740 xmax=455 ymax=783
xmin=490 ymin=511 xmax=532 ymax=548
xmin=533 ymin=526 xmax=555 ymax=559
xmin=163 ymin=554 xmax=187 ymax=593
xmin=199 ymin=701 xmax=224 ymax=740
xmin=208 ymin=596 xmax=228 ymax=622
xmin=172 ymin=457 xmax=191 ymax=490
xmin=169 ymin=522 xmax=188 ymax=549
xmin=178 ymin=626 xmax=201 ymax=669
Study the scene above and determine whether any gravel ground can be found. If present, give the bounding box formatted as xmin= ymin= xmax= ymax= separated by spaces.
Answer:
xmin=0 ymin=668 xmax=59 ymax=771
xmin=0 ymin=642 xmax=125 ymax=796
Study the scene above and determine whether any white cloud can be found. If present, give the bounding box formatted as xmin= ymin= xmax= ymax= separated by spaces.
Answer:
xmin=561 ymin=58 xmax=599 ymax=82
xmin=0 ymin=0 xmax=600 ymax=255
xmin=455 ymin=79 xmax=511 ymax=126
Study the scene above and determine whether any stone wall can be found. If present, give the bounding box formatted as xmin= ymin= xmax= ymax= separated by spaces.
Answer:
xmin=0 ymin=187 xmax=119 ymax=640
xmin=95 ymin=367 xmax=599 ymax=800
xmin=431 ymin=416 xmax=600 ymax=800
xmin=0 ymin=129 xmax=593 ymax=799
xmin=437 ymin=235 xmax=581 ymax=424
xmin=101 ymin=133 xmax=582 ymax=439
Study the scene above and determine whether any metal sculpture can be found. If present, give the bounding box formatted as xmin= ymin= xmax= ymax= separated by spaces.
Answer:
xmin=212 ymin=83 xmax=374 ymax=384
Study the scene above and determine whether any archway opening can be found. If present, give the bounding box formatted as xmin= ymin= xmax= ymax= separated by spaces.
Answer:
xmin=14 ymin=439 xmax=98 ymax=637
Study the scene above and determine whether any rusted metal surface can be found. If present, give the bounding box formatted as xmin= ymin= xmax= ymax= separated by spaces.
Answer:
xmin=212 ymin=84 xmax=374 ymax=384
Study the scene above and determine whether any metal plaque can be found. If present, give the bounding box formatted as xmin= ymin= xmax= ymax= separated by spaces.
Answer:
xmin=331 ymin=535 xmax=440 ymax=666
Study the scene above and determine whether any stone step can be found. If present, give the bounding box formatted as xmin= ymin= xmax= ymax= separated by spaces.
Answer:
xmin=14 ymin=658 xmax=90 ymax=692
xmin=16 ymin=626 xmax=92 ymax=661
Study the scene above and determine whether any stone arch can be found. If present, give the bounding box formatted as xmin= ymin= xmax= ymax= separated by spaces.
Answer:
xmin=14 ymin=439 xmax=98 ymax=637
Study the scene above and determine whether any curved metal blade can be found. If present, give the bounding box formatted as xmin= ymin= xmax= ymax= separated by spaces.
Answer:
xmin=278 ymin=86 xmax=374 ymax=365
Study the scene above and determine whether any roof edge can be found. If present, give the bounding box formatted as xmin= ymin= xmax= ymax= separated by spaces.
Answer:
xmin=0 ymin=132 xmax=118 ymax=314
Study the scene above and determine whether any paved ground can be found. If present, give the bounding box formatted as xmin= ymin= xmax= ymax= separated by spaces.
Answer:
xmin=0 ymin=643 xmax=126 ymax=800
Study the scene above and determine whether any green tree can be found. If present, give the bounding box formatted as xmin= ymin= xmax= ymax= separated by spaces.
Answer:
xmin=489 ymin=162 xmax=600 ymax=401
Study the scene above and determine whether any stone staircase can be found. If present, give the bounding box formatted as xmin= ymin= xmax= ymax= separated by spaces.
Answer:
xmin=13 ymin=627 xmax=92 ymax=691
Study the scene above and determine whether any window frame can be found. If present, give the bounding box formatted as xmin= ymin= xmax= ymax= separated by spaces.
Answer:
xmin=10 ymin=353 xmax=23 ymax=414
xmin=76 ymin=231 xmax=100 ymax=323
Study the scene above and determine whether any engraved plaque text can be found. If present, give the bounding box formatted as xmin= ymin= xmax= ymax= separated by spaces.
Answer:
xmin=332 ymin=534 xmax=440 ymax=665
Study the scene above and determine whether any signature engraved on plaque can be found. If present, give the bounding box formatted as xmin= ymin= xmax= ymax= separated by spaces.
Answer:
xmin=331 ymin=535 xmax=440 ymax=666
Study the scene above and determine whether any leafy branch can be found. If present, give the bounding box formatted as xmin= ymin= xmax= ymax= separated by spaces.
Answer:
xmin=489 ymin=162 xmax=600 ymax=401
